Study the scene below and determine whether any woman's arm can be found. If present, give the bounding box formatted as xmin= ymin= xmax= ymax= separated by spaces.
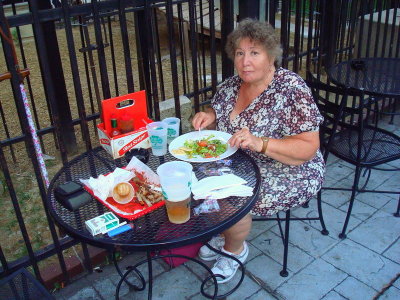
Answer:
xmin=230 ymin=128 xmax=320 ymax=166
xmin=262 ymin=131 xmax=320 ymax=165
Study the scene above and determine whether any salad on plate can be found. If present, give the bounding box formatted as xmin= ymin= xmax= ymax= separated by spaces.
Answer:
xmin=172 ymin=134 xmax=228 ymax=159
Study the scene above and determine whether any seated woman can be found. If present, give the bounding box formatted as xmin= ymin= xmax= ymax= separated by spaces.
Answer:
xmin=192 ymin=18 xmax=325 ymax=283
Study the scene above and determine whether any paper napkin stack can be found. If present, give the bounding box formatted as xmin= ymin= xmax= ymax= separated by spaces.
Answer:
xmin=191 ymin=174 xmax=253 ymax=200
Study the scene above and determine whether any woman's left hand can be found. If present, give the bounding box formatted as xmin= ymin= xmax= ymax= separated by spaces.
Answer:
xmin=229 ymin=127 xmax=263 ymax=152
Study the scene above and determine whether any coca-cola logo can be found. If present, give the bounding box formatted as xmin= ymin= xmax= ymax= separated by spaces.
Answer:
xmin=100 ymin=138 xmax=110 ymax=146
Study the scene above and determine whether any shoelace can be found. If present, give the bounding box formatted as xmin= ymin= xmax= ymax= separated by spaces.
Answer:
xmin=210 ymin=236 xmax=225 ymax=248
xmin=214 ymin=255 xmax=236 ymax=271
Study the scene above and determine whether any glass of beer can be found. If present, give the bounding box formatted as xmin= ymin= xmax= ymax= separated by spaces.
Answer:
xmin=164 ymin=190 xmax=191 ymax=224
xmin=157 ymin=161 xmax=193 ymax=224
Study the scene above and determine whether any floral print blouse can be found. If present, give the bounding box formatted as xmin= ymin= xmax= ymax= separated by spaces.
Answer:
xmin=211 ymin=67 xmax=325 ymax=216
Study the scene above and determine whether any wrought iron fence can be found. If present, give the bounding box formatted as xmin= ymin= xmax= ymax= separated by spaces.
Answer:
xmin=0 ymin=0 xmax=397 ymax=290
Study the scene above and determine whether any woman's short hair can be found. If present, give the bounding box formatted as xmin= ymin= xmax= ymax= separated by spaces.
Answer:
xmin=225 ymin=18 xmax=283 ymax=67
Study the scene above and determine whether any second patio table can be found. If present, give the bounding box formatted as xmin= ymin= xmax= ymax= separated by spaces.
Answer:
xmin=327 ymin=57 xmax=400 ymax=97
xmin=46 ymin=146 xmax=260 ymax=299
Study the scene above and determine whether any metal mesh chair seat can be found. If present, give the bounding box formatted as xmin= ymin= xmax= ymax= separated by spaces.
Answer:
xmin=0 ymin=268 xmax=54 ymax=300
xmin=328 ymin=126 xmax=400 ymax=167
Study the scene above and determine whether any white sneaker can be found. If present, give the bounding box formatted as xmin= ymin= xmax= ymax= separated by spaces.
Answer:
xmin=199 ymin=235 xmax=225 ymax=261
xmin=211 ymin=242 xmax=249 ymax=283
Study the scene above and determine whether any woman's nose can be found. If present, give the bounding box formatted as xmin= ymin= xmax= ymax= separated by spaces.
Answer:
xmin=242 ymin=53 xmax=251 ymax=66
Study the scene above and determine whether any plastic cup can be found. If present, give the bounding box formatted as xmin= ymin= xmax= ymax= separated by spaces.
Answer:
xmin=157 ymin=161 xmax=193 ymax=224
xmin=162 ymin=117 xmax=180 ymax=144
xmin=146 ymin=121 xmax=168 ymax=156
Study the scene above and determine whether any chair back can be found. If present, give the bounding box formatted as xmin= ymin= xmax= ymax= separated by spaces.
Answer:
xmin=306 ymin=72 xmax=375 ymax=165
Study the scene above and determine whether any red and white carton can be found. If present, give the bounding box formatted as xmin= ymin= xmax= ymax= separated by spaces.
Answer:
xmin=97 ymin=90 xmax=153 ymax=159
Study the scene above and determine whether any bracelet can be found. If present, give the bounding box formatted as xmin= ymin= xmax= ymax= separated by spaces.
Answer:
xmin=260 ymin=137 xmax=269 ymax=154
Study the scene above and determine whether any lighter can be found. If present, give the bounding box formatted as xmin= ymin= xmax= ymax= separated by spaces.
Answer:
xmin=107 ymin=223 xmax=134 ymax=237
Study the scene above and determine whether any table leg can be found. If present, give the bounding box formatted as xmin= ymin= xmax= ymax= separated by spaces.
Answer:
xmin=146 ymin=251 xmax=153 ymax=300
xmin=114 ymin=248 xmax=246 ymax=299
xmin=112 ymin=250 xmax=146 ymax=294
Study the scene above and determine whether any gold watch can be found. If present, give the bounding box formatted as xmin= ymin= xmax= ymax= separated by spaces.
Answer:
xmin=260 ymin=137 xmax=269 ymax=154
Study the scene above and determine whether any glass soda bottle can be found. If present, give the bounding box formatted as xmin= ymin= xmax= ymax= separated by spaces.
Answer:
xmin=110 ymin=118 xmax=121 ymax=137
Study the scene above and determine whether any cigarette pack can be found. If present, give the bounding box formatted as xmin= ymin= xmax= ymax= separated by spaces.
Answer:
xmin=85 ymin=212 xmax=120 ymax=236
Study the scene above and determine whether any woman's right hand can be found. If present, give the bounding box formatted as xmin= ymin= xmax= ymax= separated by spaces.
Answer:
xmin=192 ymin=109 xmax=216 ymax=130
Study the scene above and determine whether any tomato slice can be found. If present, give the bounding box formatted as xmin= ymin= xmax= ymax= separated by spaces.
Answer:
xmin=197 ymin=140 xmax=208 ymax=147
xmin=204 ymin=153 xmax=213 ymax=158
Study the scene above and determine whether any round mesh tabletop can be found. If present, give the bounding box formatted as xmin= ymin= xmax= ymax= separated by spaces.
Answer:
xmin=327 ymin=57 xmax=400 ymax=97
xmin=46 ymin=147 xmax=260 ymax=251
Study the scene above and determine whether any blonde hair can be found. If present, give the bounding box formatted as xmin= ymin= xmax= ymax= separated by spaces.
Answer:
xmin=225 ymin=18 xmax=282 ymax=67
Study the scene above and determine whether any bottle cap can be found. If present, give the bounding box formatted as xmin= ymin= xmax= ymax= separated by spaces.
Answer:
xmin=111 ymin=118 xmax=118 ymax=128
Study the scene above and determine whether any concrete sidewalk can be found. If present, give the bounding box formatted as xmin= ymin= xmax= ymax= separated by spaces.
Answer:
xmin=54 ymin=118 xmax=400 ymax=300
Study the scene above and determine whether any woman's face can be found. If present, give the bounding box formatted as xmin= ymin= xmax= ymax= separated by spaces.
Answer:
xmin=234 ymin=37 xmax=273 ymax=85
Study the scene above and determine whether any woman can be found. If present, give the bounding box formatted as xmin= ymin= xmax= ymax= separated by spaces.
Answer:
xmin=192 ymin=19 xmax=324 ymax=283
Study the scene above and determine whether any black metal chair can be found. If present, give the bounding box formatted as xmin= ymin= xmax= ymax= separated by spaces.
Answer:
xmin=0 ymin=268 xmax=54 ymax=300
xmin=306 ymin=72 xmax=400 ymax=239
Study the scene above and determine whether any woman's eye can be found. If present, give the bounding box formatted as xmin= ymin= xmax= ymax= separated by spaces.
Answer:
xmin=235 ymin=51 xmax=243 ymax=56
xmin=251 ymin=51 xmax=259 ymax=56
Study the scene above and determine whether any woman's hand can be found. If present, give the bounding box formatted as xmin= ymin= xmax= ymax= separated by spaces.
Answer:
xmin=229 ymin=127 xmax=263 ymax=152
xmin=192 ymin=109 xmax=217 ymax=130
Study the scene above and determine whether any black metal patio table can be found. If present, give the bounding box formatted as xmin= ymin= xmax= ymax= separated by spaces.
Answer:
xmin=327 ymin=57 xmax=400 ymax=97
xmin=45 ymin=146 xmax=260 ymax=299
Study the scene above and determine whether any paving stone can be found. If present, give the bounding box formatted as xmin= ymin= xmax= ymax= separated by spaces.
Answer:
xmin=332 ymin=176 xmax=355 ymax=190
xmin=320 ymin=290 xmax=347 ymax=300
xmin=393 ymin=276 xmax=400 ymax=289
xmin=93 ymin=278 xmax=117 ymax=299
xmin=347 ymin=211 xmax=400 ymax=254
xmin=66 ymin=286 xmax=101 ymax=300
xmin=54 ymin=277 xmax=99 ymax=300
xmin=382 ymin=237 xmax=400 ymax=264
xmin=322 ymin=174 xmax=341 ymax=187
xmin=380 ymin=197 xmax=400 ymax=215
xmin=248 ymin=219 xmax=277 ymax=241
xmin=379 ymin=286 xmax=400 ymax=300
xmin=375 ymin=171 xmax=400 ymax=191
xmin=245 ymin=254 xmax=293 ymax=290
xmin=202 ymin=274 xmax=262 ymax=300
xmin=251 ymin=230 xmax=314 ymax=273
xmin=270 ymin=219 xmax=337 ymax=257
xmin=245 ymin=288 xmax=280 ymax=300
xmin=276 ymin=259 xmax=347 ymax=300
xmin=121 ymin=265 xmax=201 ymax=299
xmin=321 ymin=189 xmax=352 ymax=208
xmin=356 ymin=192 xmax=392 ymax=209
xmin=338 ymin=198 xmax=377 ymax=221
xmin=357 ymin=169 xmax=395 ymax=190
xmin=293 ymin=200 xmax=362 ymax=237
xmin=247 ymin=242 xmax=263 ymax=261
xmin=325 ymin=163 xmax=355 ymax=181
xmin=334 ymin=276 xmax=377 ymax=300
xmin=322 ymin=239 xmax=400 ymax=290
xmin=325 ymin=155 xmax=341 ymax=166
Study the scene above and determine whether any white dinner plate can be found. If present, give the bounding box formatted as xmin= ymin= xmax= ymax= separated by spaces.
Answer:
xmin=169 ymin=130 xmax=238 ymax=163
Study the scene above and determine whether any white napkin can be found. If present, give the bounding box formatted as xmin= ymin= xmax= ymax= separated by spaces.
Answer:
xmin=80 ymin=168 xmax=134 ymax=201
xmin=191 ymin=174 xmax=253 ymax=200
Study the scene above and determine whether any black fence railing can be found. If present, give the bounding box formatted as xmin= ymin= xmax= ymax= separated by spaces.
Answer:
xmin=0 ymin=0 xmax=397 ymax=291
